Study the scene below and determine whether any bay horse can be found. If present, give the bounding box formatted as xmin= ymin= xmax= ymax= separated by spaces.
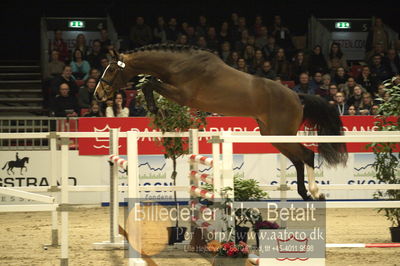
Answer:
xmin=94 ymin=44 xmax=348 ymax=201
xmin=2 ymin=157 xmax=29 ymax=175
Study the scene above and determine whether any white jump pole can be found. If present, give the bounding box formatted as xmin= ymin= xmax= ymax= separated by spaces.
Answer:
xmin=110 ymin=129 xmax=123 ymax=245
xmin=93 ymin=129 xmax=126 ymax=250
xmin=49 ymin=132 xmax=59 ymax=247
xmin=221 ymin=131 xmax=235 ymax=240
xmin=127 ymin=131 xmax=146 ymax=266
xmin=189 ymin=129 xmax=199 ymax=241
xmin=60 ymin=137 xmax=69 ymax=266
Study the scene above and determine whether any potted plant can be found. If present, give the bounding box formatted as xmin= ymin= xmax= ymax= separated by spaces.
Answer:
xmin=207 ymin=240 xmax=249 ymax=266
xmin=368 ymin=76 xmax=400 ymax=242
xmin=204 ymin=175 xmax=268 ymax=243
xmin=136 ymin=80 xmax=208 ymax=245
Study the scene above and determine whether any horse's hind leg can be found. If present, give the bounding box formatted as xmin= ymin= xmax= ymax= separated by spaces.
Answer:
xmin=256 ymin=118 xmax=323 ymax=200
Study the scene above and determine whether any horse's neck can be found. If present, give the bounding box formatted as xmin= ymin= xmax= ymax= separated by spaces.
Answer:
xmin=126 ymin=52 xmax=180 ymax=81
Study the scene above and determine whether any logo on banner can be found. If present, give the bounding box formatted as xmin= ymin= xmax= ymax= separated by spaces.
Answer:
xmin=93 ymin=124 xmax=122 ymax=149
xmin=1 ymin=153 xmax=30 ymax=175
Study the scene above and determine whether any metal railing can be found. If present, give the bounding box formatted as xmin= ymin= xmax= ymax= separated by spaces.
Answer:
xmin=0 ymin=117 xmax=79 ymax=150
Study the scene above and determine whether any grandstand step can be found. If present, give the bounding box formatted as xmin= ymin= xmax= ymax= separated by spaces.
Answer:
xmin=0 ymin=80 xmax=41 ymax=84
xmin=0 ymin=89 xmax=42 ymax=93
xmin=0 ymin=106 xmax=44 ymax=112
xmin=0 ymin=73 xmax=41 ymax=76
xmin=0 ymin=97 xmax=43 ymax=102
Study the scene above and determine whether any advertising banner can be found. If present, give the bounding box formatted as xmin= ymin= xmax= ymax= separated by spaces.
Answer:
xmin=78 ymin=116 xmax=382 ymax=156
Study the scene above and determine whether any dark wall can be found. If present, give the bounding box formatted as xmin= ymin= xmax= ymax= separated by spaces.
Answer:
xmin=1 ymin=0 xmax=398 ymax=61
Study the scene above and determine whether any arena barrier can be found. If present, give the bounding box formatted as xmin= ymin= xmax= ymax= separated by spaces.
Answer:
xmin=1 ymin=130 xmax=400 ymax=266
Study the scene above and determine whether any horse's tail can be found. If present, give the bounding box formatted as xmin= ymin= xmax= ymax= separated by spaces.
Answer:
xmin=2 ymin=162 xmax=8 ymax=170
xmin=299 ymin=93 xmax=348 ymax=167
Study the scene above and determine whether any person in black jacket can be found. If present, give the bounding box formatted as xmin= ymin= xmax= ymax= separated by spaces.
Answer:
xmin=51 ymin=83 xmax=80 ymax=117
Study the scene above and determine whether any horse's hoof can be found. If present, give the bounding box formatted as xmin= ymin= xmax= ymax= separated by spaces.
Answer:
xmin=303 ymin=194 xmax=314 ymax=201
xmin=317 ymin=193 xmax=326 ymax=201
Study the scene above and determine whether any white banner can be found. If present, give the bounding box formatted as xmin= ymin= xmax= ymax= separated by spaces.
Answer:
xmin=331 ymin=32 xmax=368 ymax=60
xmin=0 ymin=151 xmax=385 ymax=205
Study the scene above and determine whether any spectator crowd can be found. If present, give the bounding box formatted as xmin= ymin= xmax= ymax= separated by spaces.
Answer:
xmin=44 ymin=14 xmax=400 ymax=117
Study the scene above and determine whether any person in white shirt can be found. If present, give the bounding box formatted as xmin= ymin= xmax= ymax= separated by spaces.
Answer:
xmin=106 ymin=92 xmax=129 ymax=117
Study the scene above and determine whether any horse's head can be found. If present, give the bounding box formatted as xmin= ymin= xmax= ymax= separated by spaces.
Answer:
xmin=94 ymin=55 xmax=127 ymax=102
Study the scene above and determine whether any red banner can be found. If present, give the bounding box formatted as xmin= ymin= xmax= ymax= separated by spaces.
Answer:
xmin=78 ymin=116 xmax=390 ymax=155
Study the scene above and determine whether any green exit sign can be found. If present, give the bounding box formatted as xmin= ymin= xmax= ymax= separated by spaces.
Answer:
xmin=335 ymin=21 xmax=351 ymax=29
xmin=68 ymin=20 xmax=85 ymax=28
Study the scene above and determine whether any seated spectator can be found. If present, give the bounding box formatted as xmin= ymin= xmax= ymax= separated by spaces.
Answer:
xmin=70 ymin=49 xmax=91 ymax=81
xmin=243 ymin=45 xmax=256 ymax=71
xmin=99 ymin=28 xmax=112 ymax=53
xmin=196 ymin=15 xmax=209 ymax=37
xmin=346 ymin=85 xmax=365 ymax=109
xmin=256 ymin=61 xmax=276 ymax=80
xmin=51 ymin=83 xmax=80 ymax=117
xmin=252 ymin=49 xmax=265 ymax=74
xmin=197 ymin=36 xmax=208 ymax=49
xmin=293 ymin=72 xmax=314 ymax=94
xmin=50 ymin=65 xmax=79 ymax=99
xmin=206 ymin=27 xmax=219 ymax=51
xmin=129 ymin=16 xmax=153 ymax=48
xmin=166 ymin=17 xmax=180 ymax=42
xmin=252 ymin=15 xmax=264 ymax=37
xmin=235 ymin=30 xmax=249 ymax=53
xmin=49 ymin=29 xmax=68 ymax=62
xmin=347 ymin=105 xmax=359 ymax=116
xmin=176 ymin=34 xmax=188 ymax=46
xmin=236 ymin=58 xmax=249 ymax=73
xmin=383 ymin=48 xmax=400 ymax=76
xmin=309 ymin=45 xmax=328 ymax=74
xmin=326 ymin=84 xmax=339 ymax=104
xmin=271 ymin=15 xmax=294 ymax=53
xmin=99 ymin=57 xmax=110 ymax=73
xmin=333 ymin=92 xmax=349 ymax=116
xmin=327 ymin=42 xmax=348 ymax=76
xmin=75 ymin=33 xmax=89 ymax=58
xmin=255 ymin=26 xmax=268 ymax=49
xmin=356 ymin=66 xmax=379 ymax=95
xmin=272 ymin=48 xmax=290 ymax=80
xmin=358 ymin=92 xmax=374 ymax=115
xmin=186 ymin=26 xmax=197 ymax=45
xmin=84 ymin=101 xmax=103 ymax=117
xmin=106 ymin=92 xmax=129 ymax=117
xmin=153 ymin=16 xmax=168 ymax=44
xmin=88 ymin=68 xmax=101 ymax=82
xmin=220 ymin=41 xmax=231 ymax=63
xmin=261 ymin=36 xmax=279 ymax=60
xmin=342 ymin=77 xmax=359 ymax=97
xmin=218 ymin=21 xmax=231 ymax=45
xmin=78 ymin=77 xmax=97 ymax=108
xmin=290 ymin=51 xmax=309 ymax=82
xmin=370 ymin=104 xmax=380 ymax=116
xmin=87 ymin=40 xmax=105 ymax=70
xmin=310 ymin=72 xmax=323 ymax=91
xmin=129 ymin=97 xmax=147 ymax=117
xmin=226 ymin=51 xmax=239 ymax=68
xmin=44 ymin=50 xmax=65 ymax=80
xmin=332 ymin=67 xmax=349 ymax=86
xmin=365 ymin=42 xmax=386 ymax=65
xmin=315 ymin=73 xmax=331 ymax=98
xmin=370 ymin=54 xmax=391 ymax=84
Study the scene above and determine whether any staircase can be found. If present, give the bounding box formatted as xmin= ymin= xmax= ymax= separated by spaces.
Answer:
xmin=0 ymin=60 xmax=45 ymax=116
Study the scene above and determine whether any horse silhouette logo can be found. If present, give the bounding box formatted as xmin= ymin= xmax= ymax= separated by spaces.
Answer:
xmin=2 ymin=152 xmax=30 ymax=175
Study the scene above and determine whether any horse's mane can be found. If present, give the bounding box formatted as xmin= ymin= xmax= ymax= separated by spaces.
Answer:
xmin=124 ymin=43 xmax=214 ymax=55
